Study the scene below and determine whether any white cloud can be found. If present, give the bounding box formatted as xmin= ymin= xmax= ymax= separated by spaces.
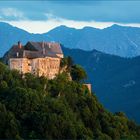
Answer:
xmin=1 ymin=13 xmax=140 ymax=33
xmin=0 ymin=8 xmax=26 ymax=20
xmin=44 ymin=13 xmax=57 ymax=20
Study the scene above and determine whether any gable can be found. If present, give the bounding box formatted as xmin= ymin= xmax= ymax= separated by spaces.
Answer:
xmin=24 ymin=42 xmax=38 ymax=51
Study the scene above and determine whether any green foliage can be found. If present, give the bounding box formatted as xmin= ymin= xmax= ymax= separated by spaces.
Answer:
xmin=60 ymin=56 xmax=73 ymax=70
xmin=0 ymin=102 xmax=20 ymax=139
xmin=0 ymin=62 xmax=140 ymax=139
xmin=60 ymin=56 xmax=87 ymax=82
xmin=71 ymin=64 xmax=87 ymax=82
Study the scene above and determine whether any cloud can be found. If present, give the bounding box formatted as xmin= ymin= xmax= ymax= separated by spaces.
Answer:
xmin=1 ymin=13 xmax=140 ymax=33
xmin=45 ymin=13 xmax=56 ymax=20
xmin=0 ymin=1 xmax=140 ymax=23
xmin=0 ymin=8 xmax=26 ymax=20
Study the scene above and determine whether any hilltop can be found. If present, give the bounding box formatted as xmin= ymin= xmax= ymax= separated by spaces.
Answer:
xmin=3 ymin=43 xmax=140 ymax=123
xmin=0 ymin=61 xmax=140 ymax=139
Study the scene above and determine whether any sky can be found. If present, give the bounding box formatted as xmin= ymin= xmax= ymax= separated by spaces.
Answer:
xmin=0 ymin=0 xmax=140 ymax=33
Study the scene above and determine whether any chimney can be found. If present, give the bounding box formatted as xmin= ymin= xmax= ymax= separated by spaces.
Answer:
xmin=18 ymin=41 xmax=22 ymax=49
xmin=48 ymin=43 xmax=51 ymax=48
xmin=42 ymin=41 xmax=45 ymax=55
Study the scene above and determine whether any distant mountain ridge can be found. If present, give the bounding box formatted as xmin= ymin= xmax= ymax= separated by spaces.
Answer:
xmin=62 ymin=47 xmax=140 ymax=123
xmin=1 ymin=22 xmax=140 ymax=57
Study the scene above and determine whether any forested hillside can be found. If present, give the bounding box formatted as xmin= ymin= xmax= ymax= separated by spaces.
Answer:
xmin=0 ymin=61 xmax=140 ymax=139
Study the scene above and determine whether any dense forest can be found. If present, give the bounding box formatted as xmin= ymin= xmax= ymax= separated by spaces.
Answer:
xmin=0 ymin=58 xmax=140 ymax=139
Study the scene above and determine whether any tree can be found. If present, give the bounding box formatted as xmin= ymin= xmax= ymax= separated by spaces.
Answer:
xmin=71 ymin=65 xmax=87 ymax=82
xmin=0 ymin=102 xmax=20 ymax=139
xmin=67 ymin=56 xmax=74 ymax=70
xmin=60 ymin=56 xmax=74 ymax=71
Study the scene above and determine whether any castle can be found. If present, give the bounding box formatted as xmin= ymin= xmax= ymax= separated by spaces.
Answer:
xmin=7 ymin=41 xmax=63 ymax=79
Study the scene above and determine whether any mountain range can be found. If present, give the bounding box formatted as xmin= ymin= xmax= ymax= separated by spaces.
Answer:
xmin=1 ymin=22 xmax=140 ymax=123
xmin=1 ymin=22 xmax=140 ymax=57
xmin=63 ymin=47 xmax=140 ymax=123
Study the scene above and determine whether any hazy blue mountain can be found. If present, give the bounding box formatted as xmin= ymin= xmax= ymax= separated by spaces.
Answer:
xmin=1 ymin=22 xmax=140 ymax=57
xmin=46 ymin=24 xmax=140 ymax=57
xmin=62 ymin=47 xmax=140 ymax=123
xmin=0 ymin=22 xmax=50 ymax=56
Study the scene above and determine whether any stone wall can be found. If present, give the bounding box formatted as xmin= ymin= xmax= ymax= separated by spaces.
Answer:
xmin=34 ymin=57 xmax=61 ymax=79
xmin=9 ymin=57 xmax=61 ymax=79
xmin=83 ymin=84 xmax=92 ymax=93
xmin=9 ymin=58 xmax=30 ymax=74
